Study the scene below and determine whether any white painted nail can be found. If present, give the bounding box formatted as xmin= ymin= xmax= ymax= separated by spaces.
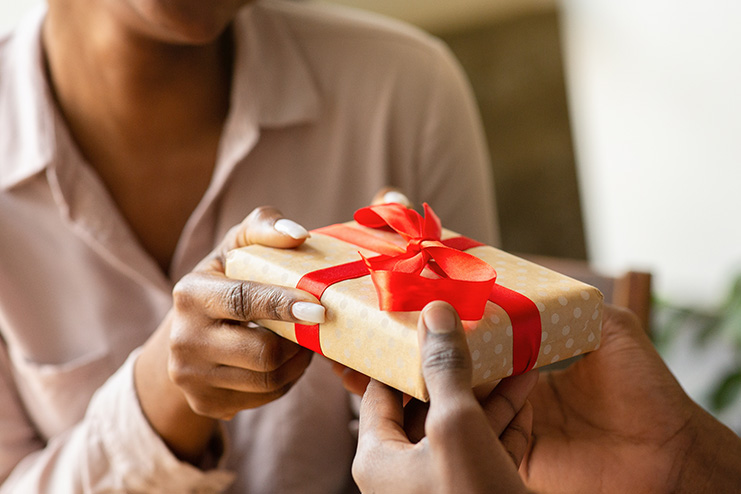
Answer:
xmin=383 ymin=191 xmax=411 ymax=207
xmin=291 ymin=302 xmax=326 ymax=324
xmin=246 ymin=321 xmax=261 ymax=329
xmin=274 ymin=219 xmax=309 ymax=239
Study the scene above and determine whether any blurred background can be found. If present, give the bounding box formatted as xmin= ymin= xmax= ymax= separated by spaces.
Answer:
xmin=3 ymin=0 xmax=740 ymax=430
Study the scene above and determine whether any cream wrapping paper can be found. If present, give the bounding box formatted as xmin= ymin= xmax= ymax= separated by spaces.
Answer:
xmin=225 ymin=223 xmax=603 ymax=401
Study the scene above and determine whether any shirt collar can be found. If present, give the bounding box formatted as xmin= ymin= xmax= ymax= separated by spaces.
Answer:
xmin=0 ymin=5 xmax=56 ymax=190
xmin=0 ymin=1 xmax=322 ymax=191
xmin=235 ymin=2 xmax=322 ymax=129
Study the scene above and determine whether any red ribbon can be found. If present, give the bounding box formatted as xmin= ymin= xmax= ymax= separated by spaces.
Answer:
xmin=295 ymin=203 xmax=542 ymax=376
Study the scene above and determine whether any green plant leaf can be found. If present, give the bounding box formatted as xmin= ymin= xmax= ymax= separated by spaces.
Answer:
xmin=710 ymin=366 xmax=741 ymax=411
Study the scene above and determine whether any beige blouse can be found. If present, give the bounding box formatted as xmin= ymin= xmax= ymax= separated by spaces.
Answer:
xmin=0 ymin=0 xmax=498 ymax=492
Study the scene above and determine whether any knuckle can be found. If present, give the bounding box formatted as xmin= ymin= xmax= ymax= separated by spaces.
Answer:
xmin=211 ymin=406 xmax=239 ymax=421
xmin=611 ymin=305 xmax=641 ymax=327
xmin=184 ymin=388 xmax=241 ymax=421
xmin=426 ymin=404 xmax=477 ymax=442
xmin=249 ymin=381 xmax=294 ymax=402
xmin=168 ymin=323 xmax=190 ymax=353
xmin=604 ymin=305 xmax=642 ymax=334
xmin=506 ymin=421 xmax=532 ymax=448
xmin=258 ymin=369 xmax=285 ymax=392
xmin=351 ymin=456 xmax=369 ymax=488
xmin=167 ymin=355 xmax=196 ymax=389
xmin=189 ymin=399 xmax=236 ymax=421
xmin=251 ymin=287 xmax=292 ymax=321
xmin=168 ymin=322 xmax=203 ymax=364
xmin=167 ymin=362 xmax=247 ymax=421
xmin=172 ymin=276 xmax=197 ymax=312
xmin=225 ymin=282 xmax=252 ymax=321
xmin=187 ymin=398 xmax=213 ymax=418
xmin=496 ymin=393 xmax=519 ymax=419
xmin=268 ymin=290 xmax=291 ymax=321
xmin=256 ymin=336 xmax=287 ymax=372
xmin=422 ymin=344 xmax=468 ymax=376
xmin=268 ymin=381 xmax=294 ymax=398
xmin=351 ymin=437 xmax=382 ymax=489
xmin=502 ymin=424 xmax=532 ymax=467
xmin=246 ymin=205 xmax=276 ymax=225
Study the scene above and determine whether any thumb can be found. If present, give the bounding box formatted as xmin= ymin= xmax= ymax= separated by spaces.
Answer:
xmin=370 ymin=187 xmax=413 ymax=208
xmin=199 ymin=206 xmax=310 ymax=273
xmin=227 ymin=206 xmax=309 ymax=251
xmin=418 ymin=301 xmax=474 ymax=403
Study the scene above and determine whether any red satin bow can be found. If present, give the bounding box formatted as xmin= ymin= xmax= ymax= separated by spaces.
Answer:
xmin=351 ymin=203 xmax=497 ymax=320
xmin=297 ymin=202 xmax=542 ymax=374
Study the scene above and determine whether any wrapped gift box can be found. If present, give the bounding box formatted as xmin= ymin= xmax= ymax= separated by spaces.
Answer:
xmin=225 ymin=204 xmax=603 ymax=401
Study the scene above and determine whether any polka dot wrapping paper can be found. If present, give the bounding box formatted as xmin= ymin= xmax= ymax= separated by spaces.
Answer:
xmin=226 ymin=222 xmax=603 ymax=402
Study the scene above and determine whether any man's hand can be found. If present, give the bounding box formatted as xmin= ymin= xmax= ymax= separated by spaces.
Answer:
xmin=521 ymin=304 xmax=741 ymax=493
xmin=353 ymin=301 xmax=536 ymax=494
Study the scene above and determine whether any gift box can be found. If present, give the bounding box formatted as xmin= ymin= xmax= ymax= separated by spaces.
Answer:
xmin=225 ymin=203 xmax=603 ymax=401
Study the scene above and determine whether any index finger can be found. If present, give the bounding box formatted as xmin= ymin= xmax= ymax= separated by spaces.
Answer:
xmin=358 ymin=379 xmax=409 ymax=445
xmin=354 ymin=381 xmax=424 ymax=494
xmin=173 ymin=271 xmax=325 ymax=324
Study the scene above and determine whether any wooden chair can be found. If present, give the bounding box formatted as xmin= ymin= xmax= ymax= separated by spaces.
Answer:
xmin=519 ymin=255 xmax=653 ymax=334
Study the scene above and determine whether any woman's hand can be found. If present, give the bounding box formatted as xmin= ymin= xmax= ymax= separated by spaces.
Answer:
xmin=352 ymin=301 xmax=536 ymax=494
xmin=521 ymin=304 xmax=741 ymax=493
xmin=134 ymin=206 xmax=324 ymax=464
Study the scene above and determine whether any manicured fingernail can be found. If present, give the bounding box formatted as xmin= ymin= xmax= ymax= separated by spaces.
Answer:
xmin=383 ymin=191 xmax=411 ymax=207
xmin=274 ymin=219 xmax=309 ymax=239
xmin=423 ymin=304 xmax=456 ymax=334
xmin=292 ymin=302 xmax=326 ymax=324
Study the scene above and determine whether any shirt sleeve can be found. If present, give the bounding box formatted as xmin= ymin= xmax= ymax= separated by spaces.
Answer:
xmin=0 ymin=336 xmax=45 ymax=483
xmin=413 ymin=38 xmax=500 ymax=247
xmin=0 ymin=346 xmax=235 ymax=493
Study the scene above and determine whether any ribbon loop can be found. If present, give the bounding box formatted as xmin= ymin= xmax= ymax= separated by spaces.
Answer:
xmin=353 ymin=203 xmax=497 ymax=320
xmin=296 ymin=203 xmax=543 ymax=375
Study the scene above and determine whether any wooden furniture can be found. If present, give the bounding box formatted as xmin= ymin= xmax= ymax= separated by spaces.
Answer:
xmin=520 ymin=255 xmax=653 ymax=334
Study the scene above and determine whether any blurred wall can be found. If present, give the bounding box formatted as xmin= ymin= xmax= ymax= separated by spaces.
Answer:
xmin=439 ymin=13 xmax=586 ymax=259
xmin=325 ymin=0 xmax=586 ymax=260
xmin=561 ymin=0 xmax=741 ymax=308
xmin=330 ymin=0 xmax=741 ymax=309
xmin=320 ymin=0 xmax=556 ymax=33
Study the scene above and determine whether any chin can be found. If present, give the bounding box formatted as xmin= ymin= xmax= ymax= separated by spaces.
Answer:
xmin=129 ymin=0 xmax=252 ymax=45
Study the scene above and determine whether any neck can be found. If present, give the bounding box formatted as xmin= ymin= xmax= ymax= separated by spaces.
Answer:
xmin=42 ymin=0 xmax=233 ymax=167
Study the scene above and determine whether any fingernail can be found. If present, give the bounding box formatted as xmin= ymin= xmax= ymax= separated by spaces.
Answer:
xmin=423 ymin=304 xmax=457 ymax=334
xmin=274 ymin=219 xmax=309 ymax=239
xmin=383 ymin=191 xmax=411 ymax=207
xmin=291 ymin=302 xmax=326 ymax=324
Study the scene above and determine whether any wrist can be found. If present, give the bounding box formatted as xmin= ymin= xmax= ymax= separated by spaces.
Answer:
xmin=134 ymin=317 xmax=218 ymax=465
xmin=674 ymin=407 xmax=741 ymax=494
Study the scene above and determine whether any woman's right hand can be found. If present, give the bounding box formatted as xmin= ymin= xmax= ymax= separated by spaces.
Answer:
xmin=134 ymin=206 xmax=324 ymax=463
